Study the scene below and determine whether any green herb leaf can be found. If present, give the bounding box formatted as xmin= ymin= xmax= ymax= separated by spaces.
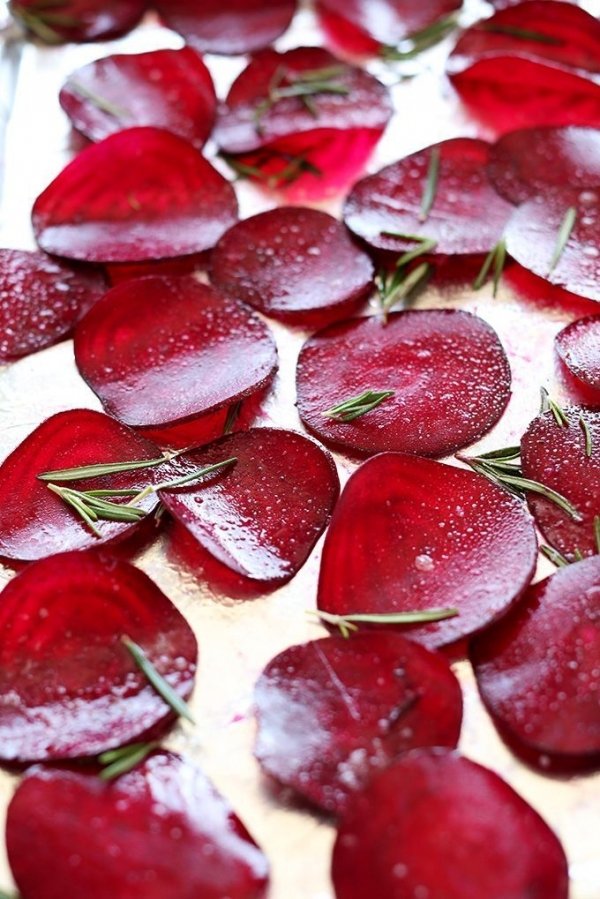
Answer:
xmin=99 ymin=742 xmax=156 ymax=781
xmin=580 ymin=414 xmax=593 ymax=458
xmin=381 ymin=15 xmax=458 ymax=60
xmin=540 ymin=387 xmax=569 ymax=427
xmin=0 ymin=889 xmax=19 ymax=899
xmin=540 ymin=544 xmax=570 ymax=568
xmin=252 ymin=65 xmax=350 ymax=132
xmin=419 ymin=147 xmax=440 ymax=222
xmin=377 ymin=261 xmax=432 ymax=320
xmin=595 ymin=515 xmax=600 ymax=554
xmin=481 ymin=23 xmax=564 ymax=45
xmin=65 ymin=80 xmax=129 ymax=118
xmin=547 ymin=206 xmax=577 ymax=275
xmin=131 ymin=457 xmax=237 ymax=503
xmin=473 ymin=239 xmax=507 ymax=297
xmin=309 ymin=607 xmax=459 ymax=638
xmin=323 ymin=390 xmax=394 ymax=422
xmin=122 ymin=636 xmax=195 ymax=724
xmin=223 ymin=401 xmax=242 ymax=436
xmin=38 ymin=453 xmax=178 ymax=482
xmin=379 ymin=233 xmax=437 ymax=269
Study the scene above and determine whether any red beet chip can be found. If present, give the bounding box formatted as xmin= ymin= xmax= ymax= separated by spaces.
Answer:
xmin=160 ymin=428 xmax=339 ymax=586
xmin=447 ymin=2 xmax=600 ymax=134
xmin=59 ymin=48 xmax=216 ymax=149
xmin=32 ymin=127 xmax=238 ymax=264
xmin=0 ymin=248 xmax=105 ymax=361
xmin=9 ymin=0 xmax=146 ymax=43
xmin=520 ymin=406 xmax=600 ymax=559
xmin=556 ymin=315 xmax=600 ymax=396
xmin=6 ymin=751 xmax=269 ymax=899
xmin=296 ymin=309 xmax=511 ymax=458
xmin=74 ymin=276 xmax=277 ymax=429
xmin=317 ymin=453 xmax=537 ymax=649
xmin=0 ymin=552 xmax=197 ymax=762
xmin=344 ymin=138 xmax=513 ymax=256
xmin=254 ymin=632 xmax=462 ymax=815
xmin=154 ymin=0 xmax=296 ymax=55
xmin=332 ymin=750 xmax=569 ymax=899
xmin=210 ymin=207 xmax=373 ymax=328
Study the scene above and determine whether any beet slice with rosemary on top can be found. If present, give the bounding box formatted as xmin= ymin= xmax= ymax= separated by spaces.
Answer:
xmin=8 ymin=0 xmax=146 ymax=43
xmin=555 ymin=315 xmax=600 ymax=398
xmin=7 ymin=751 xmax=269 ymax=899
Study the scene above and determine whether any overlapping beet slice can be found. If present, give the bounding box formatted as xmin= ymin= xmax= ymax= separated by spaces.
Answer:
xmin=317 ymin=454 xmax=537 ymax=649
xmin=32 ymin=127 xmax=238 ymax=263
xmin=0 ymin=248 xmax=105 ymax=361
xmin=154 ymin=0 xmax=297 ymax=55
xmin=0 ymin=552 xmax=197 ymax=762
xmin=520 ymin=405 xmax=600 ymax=558
xmin=214 ymin=47 xmax=392 ymax=199
xmin=7 ymin=751 xmax=269 ymax=898
xmin=59 ymin=48 xmax=216 ymax=149
xmin=332 ymin=750 xmax=569 ymax=899
xmin=447 ymin=1 xmax=600 ymax=134
xmin=344 ymin=138 xmax=513 ymax=256
xmin=159 ymin=428 xmax=339 ymax=586
xmin=296 ymin=309 xmax=511 ymax=458
xmin=74 ymin=276 xmax=277 ymax=430
xmin=254 ymin=632 xmax=462 ymax=815
xmin=556 ymin=315 xmax=600 ymax=397
xmin=9 ymin=0 xmax=146 ymax=43
xmin=211 ymin=208 xmax=373 ymax=327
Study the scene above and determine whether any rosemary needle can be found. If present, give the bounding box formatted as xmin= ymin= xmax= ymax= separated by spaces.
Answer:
xmin=122 ymin=636 xmax=195 ymax=724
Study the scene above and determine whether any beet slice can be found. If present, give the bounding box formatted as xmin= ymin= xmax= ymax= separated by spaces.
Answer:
xmin=254 ymin=632 xmax=462 ymax=815
xmin=472 ymin=556 xmax=600 ymax=771
xmin=7 ymin=751 xmax=269 ymax=899
xmin=0 ymin=552 xmax=197 ymax=762
xmin=158 ymin=428 xmax=339 ymax=586
xmin=317 ymin=453 xmax=537 ymax=649
xmin=520 ymin=406 xmax=600 ymax=558
xmin=59 ymin=48 xmax=216 ymax=149
xmin=8 ymin=0 xmax=146 ymax=43
xmin=74 ymin=276 xmax=277 ymax=429
xmin=32 ymin=127 xmax=238 ymax=263
xmin=154 ymin=0 xmax=297 ymax=55
xmin=0 ymin=408 xmax=166 ymax=562
xmin=0 ymin=248 xmax=105 ymax=361
xmin=344 ymin=138 xmax=513 ymax=256
xmin=332 ymin=750 xmax=569 ymax=899
xmin=210 ymin=207 xmax=373 ymax=328
xmin=296 ymin=309 xmax=511 ymax=458
xmin=556 ymin=315 xmax=600 ymax=396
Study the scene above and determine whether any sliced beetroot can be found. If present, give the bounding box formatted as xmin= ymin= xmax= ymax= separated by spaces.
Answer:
xmin=332 ymin=750 xmax=569 ymax=899
xmin=0 ymin=248 xmax=105 ymax=361
xmin=344 ymin=138 xmax=513 ymax=256
xmin=210 ymin=207 xmax=373 ymax=327
xmin=9 ymin=0 xmax=146 ymax=43
xmin=556 ymin=315 xmax=600 ymax=396
xmin=74 ymin=276 xmax=277 ymax=429
xmin=254 ymin=632 xmax=462 ymax=815
xmin=317 ymin=453 xmax=537 ymax=649
xmin=32 ymin=127 xmax=238 ymax=263
xmin=0 ymin=552 xmax=197 ymax=762
xmin=59 ymin=48 xmax=216 ymax=149
xmin=520 ymin=406 xmax=600 ymax=558
xmin=296 ymin=309 xmax=511 ymax=458
xmin=154 ymin=0 xmax=297 ymax=55
xmin=7 ymin=751 xmax=269 ymax=899
xmin=159 ymin=428 xmax=339 ymax=585
xmin=472 ymin=556 xmax=600 ymax=772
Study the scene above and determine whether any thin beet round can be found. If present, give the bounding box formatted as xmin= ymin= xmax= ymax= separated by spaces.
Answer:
xmin=556 ymin=315 xmax=600 ymax=396
xmin=9 ymin=0 xmax=146 ymax=43
xmin=254 ymin=632 xmax=462 ymax=815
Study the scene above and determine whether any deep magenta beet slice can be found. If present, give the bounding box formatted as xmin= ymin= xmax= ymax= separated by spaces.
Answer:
xmin=332 ymin=750 xmax=569 ymax=899
xmin=154 ymin=0 xmax=296 ymax=55
xmin=210 ymin=207 xmax=373 ymax=327
xmin=296 ymin=309 xmax=511 ymax=458
xmin=0 ymin=408 xmax=165 ymax=561
xmin=344 ymin=138 xmax=513 ymax=256
xmin=74 ymin=276 xmax=277 ymax=429
xmin=254 ymin=632 xmax=462 ymax=815
xmin=59 ymin=48 xmax=216 ymax=149
xmin=159 ymin=428 xmax=339 ymax=585
xmin=317 ymin=454 xmax=537 ymax=649
xmin=556 ymin=315 xmax=600 ymax=396
xmin=520 ymin=406 xmax=600 ymax=558
xmin=472 ymin=556 xmax=600 ymax=772
xmin=32 ymin=127 xmax=238 ymax=263
xmin=7 ymin=751 xmax=269 ymax=899
xmin=0 ymin=248 xmax=105 ymax=361
xmin=9 ymin=0 xmax=146 ymax=43
xmin=0 ymin=553 xmax=197 ymax=762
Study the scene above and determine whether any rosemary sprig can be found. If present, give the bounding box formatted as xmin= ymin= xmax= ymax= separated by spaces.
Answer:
xmin=323 ymin=390 xmax=394 ymax=422
xmin=220 ymin=151 xmax=321 ymax=188
xmin=547 ymin=206 xmax=577 ymax=275
xmin=580 ymin=415 xmax=593 ymax=457
xmin=376 ymin=260 xmax=433 ymax=320
xmin=309 ymin=608 xmax=459 ymax=639
xmin=66 ymin=79 xmax=129 ymax=119
xmin=420 ymin=147 xmax=440 ymax=222
xmin=481 ymin=23 xmax=564 ymax=45
xmin=223 ymin=401 xmax=242 ymax=435
xmin=253 ymin=65 xmax=349 ymax=133
xmin=540 ymin=387 xmax=569 ymax=427
xmin=540 ymin=545 xmax=570 ymax=568
xmin=99 ymin=742 xmax=156 ymax=781
xmin=39 ymin=452 xmax=179 ymax=482
xmin=381 ymin=15 xmax=458 ymax=61
xmin=380 ymin=233 xmax=437 ymax=269
xmin=122 ymin=636 xmax=195 ymax=724
xmin=595 ymin=515 xmax=600 ymax=554
xmin=130 ymin=457 xmax=237 ymax=504
xmin=473 ymin=238 xmax=507 ymax=297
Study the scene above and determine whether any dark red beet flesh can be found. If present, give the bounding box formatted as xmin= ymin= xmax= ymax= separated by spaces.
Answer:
xmin=343 ymin=138 xmax=513 ymax=256
xmin=332 ymin=750 xmax=569 ymax=899
xmin=317 ymin=453 xmax=537 ymax=649
xmin=472 ymin=556 xmax=600 ymax=772
xmin=296 ymin=309 xmax=511 ymax=458
xmin=59 ymin=48 xmax=216 ymax=149
xmin=254 ymin=632 xmax=462 ymax=815
xmin=556 ymin=315 xmax=600 ymax=396
xmin=9 ymin=0 xmax=146 ymax=43
xmin=159 ymin=428 xmax=339 ymax=585
xmin=0 ymin=553 xmax=197 ymax=762
xmin=210 ymin=207 xmax=373 ymax=327
xmin=74 ymin=276 xmax=278 ymax=429
xmin=0 ymin=248 xmax=105 ymax=361
xmin=520 ymin=406 xmax=600 ymax=558
xmin=6 ymin=752 xmax=269 ymax=899
xmin=32 ymin=127 xmax=238 ymax=263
